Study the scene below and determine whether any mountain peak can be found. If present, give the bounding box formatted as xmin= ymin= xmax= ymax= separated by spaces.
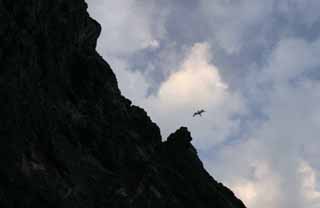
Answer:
xmin=167 ymin=127 xmax=192 ymax=143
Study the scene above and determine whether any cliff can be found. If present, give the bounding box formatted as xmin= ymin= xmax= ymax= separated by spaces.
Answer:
xmin=0 ymin=0 xmax=246 ymax=207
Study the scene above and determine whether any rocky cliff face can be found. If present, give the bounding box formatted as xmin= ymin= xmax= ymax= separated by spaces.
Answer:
xmin=0 ymin=1 xmax=246 ymax=207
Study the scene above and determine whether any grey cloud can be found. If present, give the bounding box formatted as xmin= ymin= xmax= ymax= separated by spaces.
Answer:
xmin=204 ymin=36 xmax=320 ymax=208
xmin=87 ymin=1 xmax=320 ymax=208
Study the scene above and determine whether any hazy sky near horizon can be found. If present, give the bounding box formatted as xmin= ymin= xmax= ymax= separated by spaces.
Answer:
xmin=87 ymin=1 xmax=320 ymax=207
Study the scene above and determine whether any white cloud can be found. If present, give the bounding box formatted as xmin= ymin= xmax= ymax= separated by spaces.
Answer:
xmin=139 ymin=43 xmax=245 ymax=149
xmin=103 ymin=42 xmax=245 ymax=150
xmin=231 ymin=160 xmax=282 ymax=208
xmin=154 ymin=43 xmax=228 ymax=107
xmin=204 ymin=37 xmax=320 ymax=208
xmin=87 ymin=1 xmax=320 ymax=208
xmin=299 ymin=161 xmax=320 ymax=206
xmin=88 ymin=0 xmax=167 ymax=57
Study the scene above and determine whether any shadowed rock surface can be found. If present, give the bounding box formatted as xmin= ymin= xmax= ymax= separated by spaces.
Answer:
xmin=0 ymin=0 xmax=247 ymax=207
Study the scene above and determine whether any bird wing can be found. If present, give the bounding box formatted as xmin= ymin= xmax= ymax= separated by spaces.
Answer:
xmin=193 ymin=110 xmax=206 ymax=117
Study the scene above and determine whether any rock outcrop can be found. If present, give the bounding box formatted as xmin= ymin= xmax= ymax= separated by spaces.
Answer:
xmin=0 ymin=0 xmax=246 ymax=207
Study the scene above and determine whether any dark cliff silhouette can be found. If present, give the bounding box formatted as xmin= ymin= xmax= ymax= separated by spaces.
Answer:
xmin=0 ymin=0 xmax=247 ymax=207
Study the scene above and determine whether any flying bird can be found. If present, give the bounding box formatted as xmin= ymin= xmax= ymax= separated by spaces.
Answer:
xmin=193 ymin=109 xmax=206 ymax=117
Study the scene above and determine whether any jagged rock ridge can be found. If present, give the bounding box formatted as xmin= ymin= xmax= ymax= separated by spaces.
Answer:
xmin=0 ymin=0 xmax=246 ymax=207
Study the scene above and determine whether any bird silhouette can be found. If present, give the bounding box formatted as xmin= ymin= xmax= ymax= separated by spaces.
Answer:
xmin=193 ymin=109 xmax=206 ymax=117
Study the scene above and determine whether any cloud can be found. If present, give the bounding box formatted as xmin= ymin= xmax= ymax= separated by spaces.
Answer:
xmin=264 ymin=38 xmax=320 ymax=83
xmin=199 ymin=0 xmax=320 ymax=56
xmin=152 ymin=43 xmax=228 ymax=107
xmin=103 ymin=57 xmax=150 ymax=104
xmin=102 ymin=42 xmax=245 ymax=150
xmin=88 ymin=0 xmax=167 ymax=57
xmin=200 ymin=0 xmax=274 ymax=54
xmin=204 ymin=37 xmax=320 ymax=208
xmin=231 ymin=159 xmax=282 ymax=208
xmin=300 ymin=161 xmax=320 ymax=206
xmin=139 ymin=43 xmax=245 ymax=149
xmin=277 ymin=0 xmax=320 ymax=27
xmin=87 ymin=1 xmax=320 ymax=208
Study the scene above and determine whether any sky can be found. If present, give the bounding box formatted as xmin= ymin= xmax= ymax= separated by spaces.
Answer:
xmin=87 ymin=1 xmax=320 ymax=207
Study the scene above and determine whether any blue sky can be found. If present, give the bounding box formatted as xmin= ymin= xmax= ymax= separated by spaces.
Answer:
xmin=87 ymin=1 xmax=320 ymax=207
